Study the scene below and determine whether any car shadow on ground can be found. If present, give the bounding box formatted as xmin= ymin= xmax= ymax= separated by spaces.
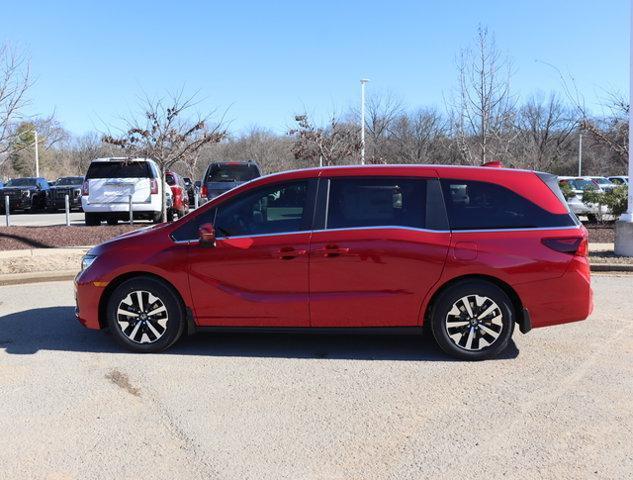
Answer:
xmin=0 ymin=306 xmax=520 ymax=361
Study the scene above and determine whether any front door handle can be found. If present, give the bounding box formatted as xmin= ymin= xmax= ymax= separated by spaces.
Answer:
xmin=316 ymin=244 xmax=350 ymax=257
xmin=275 ymin=247 xmax=307 ymax=260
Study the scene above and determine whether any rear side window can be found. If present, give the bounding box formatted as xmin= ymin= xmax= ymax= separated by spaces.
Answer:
xmin=326 ymin=178 xmax=427 ymax=229
xmin=86 ymin=161 xmax=151 ymax=179
xmin=440 ymin=179 xmax=577 ymax=230
xmin=205 ymin=164 xmax=260 ymax=182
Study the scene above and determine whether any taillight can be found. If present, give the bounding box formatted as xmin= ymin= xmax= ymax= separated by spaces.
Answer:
xmin=201 ymin=185 xmax=208 ymax=198
xmin=150 ymin=179 xmax=158 ymax=195
xmin=542 ymin=237 xmax=588 ymax=256
xmin=82 ymin=181 xmax=89 ymax=196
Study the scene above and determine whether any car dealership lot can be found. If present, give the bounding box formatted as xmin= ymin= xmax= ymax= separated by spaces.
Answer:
xmin=0 ymin=276 xmax=631 ymax=480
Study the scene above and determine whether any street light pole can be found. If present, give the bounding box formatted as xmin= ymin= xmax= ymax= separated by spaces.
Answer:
xmin=577 ymin=133 xmax=583 ymax=177
xmin=34 ymin=129 xmax=39 ymax=177
xmin=614 ymin=0 xmax=633 ymax=255
xmin=360 ymin=79 xmax=369 ymax=165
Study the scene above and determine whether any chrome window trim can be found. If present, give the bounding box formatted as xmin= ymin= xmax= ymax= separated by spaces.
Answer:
xmin=171 ymin=224 xmax=581 ymax=243
xmin=323 ymin=178 xmax=331 ymax=230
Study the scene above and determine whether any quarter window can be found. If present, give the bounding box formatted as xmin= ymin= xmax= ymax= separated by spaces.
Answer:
xmin=326 ymin=178 xmax=427 ymax=229
xmin=440 ymin=179 xmax=577 ymax=230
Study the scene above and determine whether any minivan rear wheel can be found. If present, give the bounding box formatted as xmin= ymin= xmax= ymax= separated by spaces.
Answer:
xmin=430 ymin=280 xmax=515 ymax=360
xmin=106 ymin=276 xmax=185 ymax=353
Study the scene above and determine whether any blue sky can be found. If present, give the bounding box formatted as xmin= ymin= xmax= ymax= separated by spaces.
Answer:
xmin=2 ymin=0 xmax=629 ymax=136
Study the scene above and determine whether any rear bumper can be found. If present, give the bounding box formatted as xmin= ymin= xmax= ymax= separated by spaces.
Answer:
xmin=514 ymin=256 xmax=593 ymax=329
xmin=82 ymin=199 xmax=160 ymax=213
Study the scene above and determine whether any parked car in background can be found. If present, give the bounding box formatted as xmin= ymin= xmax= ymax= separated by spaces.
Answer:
xmin=201 ymin=161 xmax=261 ymax=202
xmin=0 ymin=177 xmax=50 ymax=213
xmin=82 ymin=157 xmax=167 ymax=225
xmin=182 ymin=177 xmax=196 ymax=206
xmin=582 ymin=176 xmax=616 ymax=191
xmin=75 ymin=165 xmax=592 ymax=360
xmin=607 ymin=176 xmax=629 ymax=185
xmin=46 ymin=176 xmax=84 ymax=212
xmin=558 ymin=177 xmax=608 ymax=222
xmin=165 ymin=171 xmax=190 ymax=220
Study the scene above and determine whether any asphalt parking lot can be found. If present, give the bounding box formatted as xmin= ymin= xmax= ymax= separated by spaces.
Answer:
xmin=0 ymin=275 xmax=631 ymax=479
xmin=2 ymin=211 xmax=86 ymax=226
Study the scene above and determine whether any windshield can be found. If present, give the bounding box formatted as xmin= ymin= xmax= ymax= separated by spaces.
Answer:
xmin=206 ymin=164 xmax=260 ymax=182
xmin=56 ymin=177 xmax=84 ymax=186
xmin=592 ymin=177 xmax=612 ymax=186
xmin=569 ymin=179 xmax=597 ymax=190
xmin=5 ymin=178 xmax=37 ymax=187
xmin=86 ymin=161 xmax=152 ymax=179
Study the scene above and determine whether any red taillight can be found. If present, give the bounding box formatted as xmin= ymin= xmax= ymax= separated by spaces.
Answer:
xmin=150 ymin=179 xmax=158 ymax=195
xmin=201 ymin=185 xmax=208 ymax=198
xmin=542 ymin=237 xmax=588 ymax=256
xmin=82 ymin=180 xmax=89 ymax=196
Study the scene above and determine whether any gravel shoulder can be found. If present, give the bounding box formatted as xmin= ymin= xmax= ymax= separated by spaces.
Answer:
xmin=0 ymin=277 xmax=631 ymax=479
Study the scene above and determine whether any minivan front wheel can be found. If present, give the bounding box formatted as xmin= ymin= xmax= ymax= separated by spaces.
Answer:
xmin=430 ymin=280 xmax=515 ymax=360
xmin=106 ymin=276 xmax=185 ymax=353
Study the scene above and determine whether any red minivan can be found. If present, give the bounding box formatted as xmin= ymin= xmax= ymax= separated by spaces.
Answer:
xmin=75 ymin=165 xmax=592 ymax=360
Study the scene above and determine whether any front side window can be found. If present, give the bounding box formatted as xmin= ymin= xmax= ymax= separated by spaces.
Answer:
xmin=441 ymin=179 xmax=577 ymax=230
xmin=326 ymin=178 xmax=427 ymax=229
xmin=214 ymin=181 xmax=309 ymax=237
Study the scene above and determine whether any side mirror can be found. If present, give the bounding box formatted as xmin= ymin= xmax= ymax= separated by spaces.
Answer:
xmin=198 ymin=223 xmax=216 ymax=247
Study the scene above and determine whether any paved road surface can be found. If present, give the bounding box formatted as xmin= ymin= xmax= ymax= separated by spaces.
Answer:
xmin=0 ymin=276 xmax=631 ymax=479
xmin=2 ymin=211 xmax=86 ymax=226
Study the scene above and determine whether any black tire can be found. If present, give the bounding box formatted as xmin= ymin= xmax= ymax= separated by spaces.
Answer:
xmin=430 ymin=280 xmax=515 ymax=361
xmin=84 ymin=212 xmax=100 ymax=226
xmin=586 ymin=214 xmax=598 ymax=224
xmin=106 ymin=217 xmax=119 ymax=226
xmin=166 ymin=210 xmax=174 ymax=222
xmin=106 ymin=276 xmax=185 ymax=353
xmin=152 ymin=212 xmax=162 ymax=224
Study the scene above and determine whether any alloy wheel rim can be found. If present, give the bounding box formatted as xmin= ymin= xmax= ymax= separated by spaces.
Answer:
xmin=445 ymin=295 xmax=503 ymax=351
xmin=116 ymin=290 xmax=168 ymax=344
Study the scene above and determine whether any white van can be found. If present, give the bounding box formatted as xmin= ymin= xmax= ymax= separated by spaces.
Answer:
xmin=82 ymin=157 xmax=170 ymax=225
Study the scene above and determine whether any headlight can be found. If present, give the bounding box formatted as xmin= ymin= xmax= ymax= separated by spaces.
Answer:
xmin=81 ymin=254 xmax=98 ymax=271
xmin=22 ymin=190 xmax=30 ymax=197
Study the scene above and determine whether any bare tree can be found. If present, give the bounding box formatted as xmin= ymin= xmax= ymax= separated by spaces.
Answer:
xmin=355 ymin=91 xmax=403 ymax=163
xmin=515 ymin=93 xmax=577 ymax=171
xmin=579 ymin=92 xmax=628 ymax=168
xmin=451 ymin=26 xmax=516 ymax=164
xmin=389 ymin=108 xmax=448 ymax=163
xmin=0 ymin=43 xmax=31 ymax=171
xmin=103 ymin=91 xmax=227 ymax=221
xmin=288 ymin=113 xmax=360 ymax=166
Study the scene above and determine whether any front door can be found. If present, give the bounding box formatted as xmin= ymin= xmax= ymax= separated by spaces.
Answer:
xmin=188 ymin=179 xmax=315 ymax=327
xmin=309 ymin=177 xmax=450 ymax=327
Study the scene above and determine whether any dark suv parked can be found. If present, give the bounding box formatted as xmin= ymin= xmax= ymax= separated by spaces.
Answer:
xmin=0 ymin=177 xmax=50 ymax=212
xmin=201 ymin=161 xmax=261 ymax=202
xmin=46 ymin=176 xmax=84 ymax=212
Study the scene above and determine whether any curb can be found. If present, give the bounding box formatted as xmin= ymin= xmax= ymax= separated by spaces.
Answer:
xmin=0 ymin=270 xmax=78 ymax=286
xmin=590 ymin=263 xmax=633 ymax=273
xmin=0 ymin=246 xmax=91 ymax=260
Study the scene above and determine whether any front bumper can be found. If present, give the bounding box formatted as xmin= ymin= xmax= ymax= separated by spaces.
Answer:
xmin=0 ymin=196 xmax=33 ymax=211
xmin=74 ymin=272 xmax=105 ymax=330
